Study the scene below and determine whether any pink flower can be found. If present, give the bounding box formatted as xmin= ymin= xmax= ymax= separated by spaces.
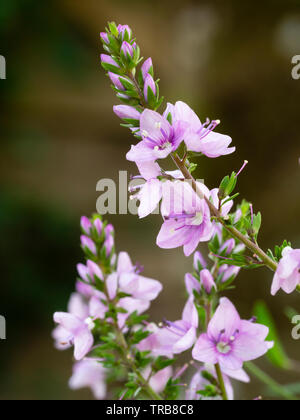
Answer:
xmin=164 ymin=101 xmax=235 ymax=158
xmin=271 ymin=247 xmax=300 ymax=295
xmin=69 ymin=360 xmax=107 ymax=400
xmin=186 ymin=364 xmax=249 ymax=400
xmin=130 ymin=168 xmax=184 ymax=219
xmin=87 ymin=270 xmax=155 ymax=330
xmin=53 ymin=294 xmax=96 ymax=360
xmin=142 ymin=366 xmax=173 ymax=394
xmin=192 ymin=298 xmax=273 ymax=371
xmin=126 ymin=109 xmax=186 ymax=164
xmin=210 ymin=188 xmax=234 ymax=217
xmin=142 ymin=297 xmax=199 ymax=356
xmin=157 ymin=181 xmax=213 ymax=256
xmin=117 ymin=252 xmax=163 ymax=301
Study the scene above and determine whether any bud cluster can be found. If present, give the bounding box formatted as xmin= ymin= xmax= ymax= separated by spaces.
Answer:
xmin=100 ymin=22 xmax=163 ymax=134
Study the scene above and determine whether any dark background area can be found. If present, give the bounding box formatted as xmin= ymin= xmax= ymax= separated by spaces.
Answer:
xmin=0 ymin=0 xmax=300 ymax=400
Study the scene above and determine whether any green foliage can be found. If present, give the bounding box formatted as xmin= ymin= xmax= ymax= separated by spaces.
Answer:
xmin=218 ymin=172 xmax=237 ymax=201
xmin=254 ymin=301 xmax=291 ymax=370
xmin=163 ymin=378 xmax=181 ymax=400
xmin=267 ymin=240 xmax=292 ymax=263
xmin=153 ymin=356 xmax=175 ymax=373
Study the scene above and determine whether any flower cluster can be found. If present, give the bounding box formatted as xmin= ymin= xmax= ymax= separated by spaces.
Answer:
xmin=53 ymin=215 xmax=272 ymax=400
xmin=53 ymin=215 xmax=171 ymax=400
xmin=52 ymin=21 xmax=300 ymax=401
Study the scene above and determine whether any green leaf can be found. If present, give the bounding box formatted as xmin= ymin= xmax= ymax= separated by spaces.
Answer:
xmin=254 ymin=301 xmax=291 ymax=370
xmin=126 ymin=311 xmax=149 ymax=327
xmin=163 ymin=379 xmax=181 ymax=400
xmin=197 ymin=385 xmax=218 ymax=398
xmin=131 ymin=329 xmax=150 ymax=345
xmin=153 ymin=356 xmax=175 ymax=372
xmin=252 ymin=212 xmax=262 ymax=238
xmin=108 ymin=22 xmax=119 ymax=37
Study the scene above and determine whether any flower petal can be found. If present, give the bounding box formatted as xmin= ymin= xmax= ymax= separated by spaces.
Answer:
xmin=73 ymin=328 xmax=94 ymax=361
xmin=140 ymin=109 xmax=172 ymax=143
xmin=173 ymin=327 xmax=197 ymax=354
xmin=137 ymin=179 xmax=162 ymax=218
xmin=192 ymin=334 xmax=218 ymax=365
xmin=208 ymin=297 xmax=241 ymax=342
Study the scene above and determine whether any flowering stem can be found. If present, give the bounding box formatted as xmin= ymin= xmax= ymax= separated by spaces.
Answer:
xmin=128 ymin=71 xmax=147 ymax=108
xmin=215 ymin=363 xmax=228 ymax=401
xmin=171 ymin=153 xmax=278 ymax=272
xmin=115 ymin=326 xmax=163 ymax=400
xmin=103 ymin=278 xmax=162 ymax=401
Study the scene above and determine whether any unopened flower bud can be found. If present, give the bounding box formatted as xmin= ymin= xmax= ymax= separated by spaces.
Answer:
xmin=105 ymin=224 xmax=115 ymax=237
xmin=117 ymin=24 xmax=132 ymax=41
xmin=220 ymin=239 xmax=235 ymax=255
xmin=185 ymin=273 xmax=201 ymax=295
xmin=113 ymin=105 xmax=141 ymax=120
xmin=80 ymin=216 xmax=92 ymax=235
xmin=100 ymin=32 xmax=109 ymax=44
xmin=108 ymin=72 xmax=134 ymax=91
xmin=200 ymin=269 xmax=216 ymax=294
xmin=77 ymin=263 xmax=89 ymax=282
xmin=144 ymin=74 xmax=156 ymax=102
xmin=104 ymin=235 xmax=114 ymax=258
xmin=193 ymin=251 xmax=207 ymax=271
xmin=108 ymin=72 xmax=125 ymax=91
xmin=121 ymin=41 xmax=134 ymax=58
xmin=141 ymin=58 xmax=153 ymax=81
xmin=219 ymin=265 xmax=240 ymax=283
xmin=100 ymin=54 xmax=119 ymax=68
xmin=81 ymin=235 xmax=97 ymax=255
xmin=94 ymin=218 xmax=103 ymax=237
xmin=87 ymin=260 xmax=104 ymax=281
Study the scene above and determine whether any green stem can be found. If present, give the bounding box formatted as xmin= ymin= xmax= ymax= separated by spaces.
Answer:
xmin=215 ymin=363 xmax=228 ymax=401
xmin=245 ymin=362 xmax=299 ymax=401
xmin=171 ymin=153 xmax=278 ymax=272
xmin=103 ymin=278 xmax=162 ymax=400
xmin=115 ymin=326 xmax=163 ymax=400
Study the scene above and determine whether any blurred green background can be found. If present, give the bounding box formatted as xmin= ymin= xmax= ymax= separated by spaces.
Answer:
xmin=0 ymin=0 xmax=300 ymax=400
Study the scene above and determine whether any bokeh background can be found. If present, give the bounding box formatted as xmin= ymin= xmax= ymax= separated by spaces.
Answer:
xmin=0 ymin=0 xmax=300 ymax=400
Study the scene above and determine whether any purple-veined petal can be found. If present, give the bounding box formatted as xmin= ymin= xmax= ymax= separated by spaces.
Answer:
xmin=192 ymin=334 xmax=218 ymax=365
xmin=140 ymin=109 xmax=171 ymax=143
xmin=208 ymin=297 xmax=241 ymax=342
